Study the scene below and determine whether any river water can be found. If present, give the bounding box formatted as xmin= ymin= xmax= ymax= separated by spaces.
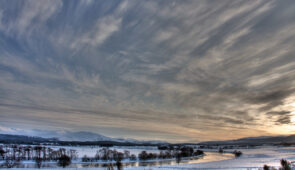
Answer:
xmin=9 ymin=152 xmax=234 ymax=169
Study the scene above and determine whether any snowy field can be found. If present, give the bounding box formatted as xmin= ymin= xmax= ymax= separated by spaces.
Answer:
xmin=148 ymin=146 xmax=295 ymax=170
xmin=3 ymin=145 xmax=295 ymax=169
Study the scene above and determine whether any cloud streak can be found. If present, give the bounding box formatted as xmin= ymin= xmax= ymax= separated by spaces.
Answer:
xmin=0 ymin=0 xmax=295 ymax=142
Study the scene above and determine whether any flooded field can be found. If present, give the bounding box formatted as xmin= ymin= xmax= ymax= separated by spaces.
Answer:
xmin=6 ymin=152 xmax=234 ymax=169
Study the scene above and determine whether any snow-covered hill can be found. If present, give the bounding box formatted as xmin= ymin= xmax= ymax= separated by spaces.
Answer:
xmin=199 ymin=134 xmax=295 ymax=145
xmin=0 ymin=131 xmax=168 ymax=145
xmin=59 ymin=131 xmax=113 ymax=141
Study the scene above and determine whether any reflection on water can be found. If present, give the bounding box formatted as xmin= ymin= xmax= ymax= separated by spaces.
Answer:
xmin=187 ymin=152 xmax=234 ymax=164
xmin=8 ymin=152 xmax=234 ymax=169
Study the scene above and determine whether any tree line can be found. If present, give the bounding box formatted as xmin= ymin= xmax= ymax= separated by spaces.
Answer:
xmin=0 ymin=144 xmax=75 ymax=168
xmin=0 ymin=144 xmax=205 ymax=168
xmin=81 ymin=146 xmax=204 ymax=164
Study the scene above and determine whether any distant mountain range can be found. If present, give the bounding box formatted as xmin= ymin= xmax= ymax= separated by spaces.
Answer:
xmin=0 ymin=134 xmax=58 ymax=144
xmin=55 ymin=131 xmax=166 ymax=144
xmin=2 ymin=131 xmax=295 ymax=146
xmin=0 ymin=132 xmax=168 ymax=146
xmin=199 ymin=134 xmax=295 ymax=145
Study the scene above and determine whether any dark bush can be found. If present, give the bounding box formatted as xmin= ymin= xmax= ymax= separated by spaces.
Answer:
xmin=158 ymin=151 xmax=172 ymax=159
xmin=175 ymin=152 xmax=181 ymax=164
xmin=114 ymin=152 xmax=124 ymax=163
xmin=193 ymin=150 xmax=204 ymax=156
xmin=130 ymin=154 xmax=137 ymax=161
xmin=138 ymin=151 xmax=148 ymax=160
xmin=82 ymin=155 xmax=91 ymax=162
xmin=35 ymin=157 xmax=42 ymax=168
xmin=233 ymin=150 xmax=242 ymax=157
xmin=263 ymin=164 xmax=270 ymax=170
xmin=57 ymin=155 xmax=71 ymax=168
xmin=0 ymin=147 xmax=5 ymax=160
xmin=116 ymin=161 xmax=123 ymax=170
xmin=280 ymin=159 xmax=291 ymax=170
xmin=138 ymin=151 xmax=158 ymax=160
xmin=179 ymin=146 xmax=194 ymax=157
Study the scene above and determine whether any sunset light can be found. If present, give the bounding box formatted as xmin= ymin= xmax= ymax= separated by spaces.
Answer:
xmin=0 ymin=0 xmax=295 ymax=169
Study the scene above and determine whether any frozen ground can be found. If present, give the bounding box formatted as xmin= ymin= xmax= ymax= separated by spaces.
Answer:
xmin=139 ymin=146 xmax=295 ymax=170
xmin=3 ymin=145 xmax=295 ymax=169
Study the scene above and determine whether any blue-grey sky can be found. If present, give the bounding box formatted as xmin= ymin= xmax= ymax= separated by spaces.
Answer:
xmin=0 ymin=0 xmax=295 ymax=142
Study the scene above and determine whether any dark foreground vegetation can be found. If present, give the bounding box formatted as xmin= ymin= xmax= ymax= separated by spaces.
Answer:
xmin=0 ymin=144 xmax=76 ymax=168
xmin=0 ymin=144 xmax=204 ymax=168
xmin=232 ymin=150 xmax=242 ymax=157
xmin=81 ymin=146 xmax=204 ymax=162
xmin=1 ymin=143 xmax=294 ymax=169
xmin=263 ymin=159 xmax=293 ymax=170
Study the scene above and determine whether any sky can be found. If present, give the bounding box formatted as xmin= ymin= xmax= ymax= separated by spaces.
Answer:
xmin=0 ymin=0 xmax=295 ymax=143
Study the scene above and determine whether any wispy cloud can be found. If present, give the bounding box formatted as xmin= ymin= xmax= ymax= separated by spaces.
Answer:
xmin=0 ymin=0 xmax=295 ymax=142
xmin=70 ymin=16 xmax=122 ymax=48
xmin=0 ymin=0 xmax=62 ymax=35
